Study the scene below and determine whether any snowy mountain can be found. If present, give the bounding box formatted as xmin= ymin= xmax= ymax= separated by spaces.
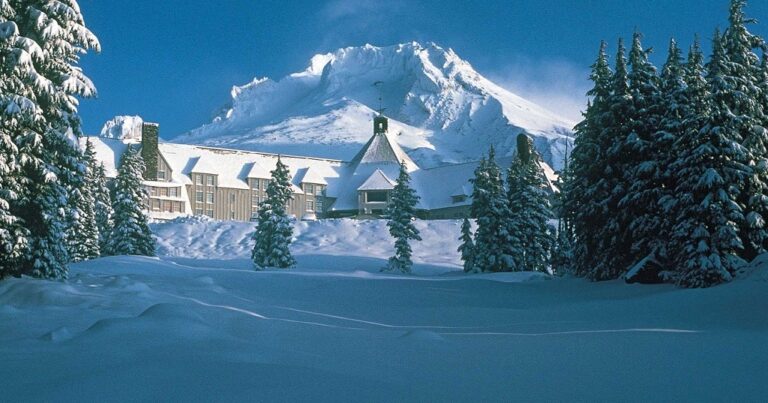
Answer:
xmin=177 ymin=42 xmax=576 ymax=170
xmin=100 ymin=115 xmax=144 ymax=142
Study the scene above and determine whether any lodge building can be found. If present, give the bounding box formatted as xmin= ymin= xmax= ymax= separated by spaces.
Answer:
xmin=85 ymin=115 xmax=535 ymax=221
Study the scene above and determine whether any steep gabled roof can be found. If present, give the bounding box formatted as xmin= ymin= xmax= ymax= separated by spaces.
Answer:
xmin=358 ymin=169 xmax=396 ymax=191
xmin=349 ymin=131 xmax=418 ymax=171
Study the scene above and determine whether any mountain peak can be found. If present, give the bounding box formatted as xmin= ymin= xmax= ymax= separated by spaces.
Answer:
xmin=179 ymin=42 xmax=574 ymax=170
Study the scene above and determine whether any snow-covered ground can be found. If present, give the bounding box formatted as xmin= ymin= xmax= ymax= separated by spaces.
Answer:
xmin=1 ymin=218 xmax=767 ymax=401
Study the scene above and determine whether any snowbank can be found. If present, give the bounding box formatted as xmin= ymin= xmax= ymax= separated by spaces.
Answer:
xmin=1 ymin=218 xmax=767 ymax=401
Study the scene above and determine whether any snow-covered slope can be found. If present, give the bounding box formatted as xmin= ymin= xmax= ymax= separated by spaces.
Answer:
xmin=178 ymin=42 xmax=575 ymax=170
xmin=100 ymin=115 xmax=144 ymax=142
xmin=1 ymin=218 xmax=767 ymax=400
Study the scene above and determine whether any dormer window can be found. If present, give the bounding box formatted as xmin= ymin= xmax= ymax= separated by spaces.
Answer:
xmin=157 ymin=169 xmax=166 ymax=180
xmin=305 ymin=183 xmax=314 ymax=194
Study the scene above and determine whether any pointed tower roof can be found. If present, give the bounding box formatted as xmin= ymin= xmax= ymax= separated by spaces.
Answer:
xmin=349 ymin=115 xmax=418 ymax=171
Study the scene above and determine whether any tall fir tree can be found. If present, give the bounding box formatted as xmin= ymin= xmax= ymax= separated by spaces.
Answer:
xmin=66 ymin=145 xmax=99 ymax=262
xmin=589 ymin=38 xmax=635 ymax=281
xmin=458 ymin=217 xmax=475 ymax=273
xmin=0 ymin=3 xmax=32 ymax=278
xmin=2 ymin=1 xmax=99 ymax=279
xmin=84 ymin=140 xmax=113 ymax=255
xmin=506 ymin=134 xmax=555 ymax=272
xmin=617 ymin=32 xmax=666 ymax=275
xmin=252 ymin=157 xmax=296 ymax=269
xmin=385 ymin=161 xmax=422 ymax=273
xmin=722 ymin=0 xmax=768 ymax=259
xmin=470 ymin=147 xmax=517 ymax=272
xmin=109 ymin=146 xmax=154 ymax=256
xmin=566 ymin=41 xmax=613 ymax=278
xmin=669 ymin=30 xmax=748 ymax=287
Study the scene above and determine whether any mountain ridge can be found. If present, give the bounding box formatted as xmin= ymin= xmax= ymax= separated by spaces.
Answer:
xmin=176 ymin=42 xmax=576 ymax=170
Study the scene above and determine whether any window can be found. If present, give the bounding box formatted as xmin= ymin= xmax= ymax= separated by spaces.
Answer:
xmin=317 ymin=199 xmax=323 ymax=212
xmin=195 ymin=208 xmax=203 ymax=215
xmin=230 ymin=194 xmax=236 ymax=203
xmin=252 ymin=179 xmax=259 ymax=189
xmin=251 ymin=212 xmax=258 ymax=221
xmin=305 ymin=184 xmax=314 ymax=194
xmin=262 ymin=180 xmax=268 ymax=190
xmin=366 ymin=191 xmax=387 ymax=202
xmin=252 ymin=193 xmax=260 ymax=206
xmin=152 ymin=199 xmax=161 ymax=211
xmin=315 ymin=186 xmax=323 ymax=196
xmin=169 ymin=187 xmax=178 ymax=197
xmin=306 ymin=200 xmax=314 ymax=212
xmin=207 ymin=175 xmax=214 ymax=186
xmin=160 ymin=188 xmax=168 ymax=197
xmin=157 ymin=169 xmax=166 ymax=180
xmin=178 ymin=203 xmax=185 ymax=213
xmin=206 ymin=192 xmax=214 ymax=204
xmin=195 ymin=191 xmax=204 ymax=203
xmin=195 ymin=175 xmax=203 ymax=185
xmin=230 ymin=212 xmax=235 ymax=219
xmin=205 ymin=209 xmax=214 ymax=217
xmin=149 ymin=187 xmax=157 ymax=197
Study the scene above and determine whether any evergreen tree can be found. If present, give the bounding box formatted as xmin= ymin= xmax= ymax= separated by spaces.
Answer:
xmin=618 ymin=32 xmax=665 ymax=275
xmin=66 ymin=145 xmax=99 ymax=262
xmin=668 ymin=30 xmax=748 ymax=287
xmin=471 ymin=147 xmax=517 ymax=272
xmin=458 ymin=217 xmax=475 ymax=273
xmin=566 ymin=41 xmax=613 ymax=278
xmin=552 ymin=144 xmax=574 ymax=276
xmin=252 ymin=157 xmax=295 ymax=269
xmin=0 ymin=3 xmax=31 ymax=278
xmin=590 ymin=38 xmax=635 ymax=281
xmin=85 ymin=140 xmax=114 ymax=255
xmin=109 ymin=146 xmax=154 ymax=256
xmin=1 ymin=1 xmax=99 ymax=279
xmin=506 ymin=134 xmax=555 ymax=272
xmin=385 ymin=161 xmax=422 ymax=273
xmin=722 ymin=0 xmax=768 ymax=259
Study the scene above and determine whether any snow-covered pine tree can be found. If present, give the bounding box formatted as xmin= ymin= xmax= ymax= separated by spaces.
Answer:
xmin=109 ymin=146 xmax=154 ymax=256
xmin=614 ymin=32 xmax=670 ymax=274
xmin=0 ymin=5 xmax=31 ymax=278
xmin=668 ymin=30 xmax=748 ymax=288
xmin=2 ymin=1 xmax=99 ymax=278
xmin=721 ymin=0 xmax=768 ymax=260
xmin=589 ymin=38 xmax=635 ymax=281
xmin=470 ymin=146 xmax=516 ymax=272
xmin=458 ymin=217 xmax=475 ymax=273
xmin=385 ymin=161 xmax=422 ymax=273
xmin=84 ymin=140 xmax=114 ymax=255
xmin=506 ymin=133 xmax=555 ymax=272
xmin=551 ymin=143 xmax=573 ymax=276
xmin=566 ymin=41 xmax=613 ymax=278
xmin=252 ymin=156 xmax=296 ymax=269
xmin=66 ymin=144 xmax=99 ymax=262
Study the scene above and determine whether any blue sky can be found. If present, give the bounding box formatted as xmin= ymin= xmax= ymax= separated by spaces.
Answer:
xmin=77 ymin=0 xmax=768 ymax=138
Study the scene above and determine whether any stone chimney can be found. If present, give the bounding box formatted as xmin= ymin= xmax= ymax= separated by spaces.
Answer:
xmin=141 ymin=122 xmax=159 ymax=180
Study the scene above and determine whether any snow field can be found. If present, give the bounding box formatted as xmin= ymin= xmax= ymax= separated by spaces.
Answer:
xmin=0 ymin=218 xmax=766 ymax=401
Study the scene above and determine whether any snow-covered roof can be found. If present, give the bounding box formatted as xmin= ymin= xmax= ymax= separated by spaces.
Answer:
xmin=295 ymin=167 xmax=328 ymax=185
xmin=246 ymin=161 xmax=271 ymax=179
xmin=189 ymin=156 xmax=219 ymax=175
xmin=83 ymin=132 xmax=554 ymax=215
xmin=358 ymin=169 xmax=396 ymax=191
xmin=350 ymin=131 xmax=418 ymax=172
